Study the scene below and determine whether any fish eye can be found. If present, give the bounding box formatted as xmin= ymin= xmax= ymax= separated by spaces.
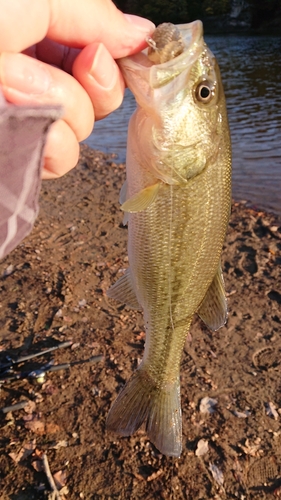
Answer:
xmin=195 ymin=80 xmax=215 ymax=104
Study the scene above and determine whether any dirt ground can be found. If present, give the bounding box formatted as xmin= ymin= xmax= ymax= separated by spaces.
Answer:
xmin=0 ymin=144 xmax=280 ymax=500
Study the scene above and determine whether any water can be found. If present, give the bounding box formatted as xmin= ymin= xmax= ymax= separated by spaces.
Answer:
xmin=85 ymin=34 xmax=281 ymax=216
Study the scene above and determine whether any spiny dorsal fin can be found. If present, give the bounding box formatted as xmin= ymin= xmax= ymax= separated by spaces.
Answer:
xmin=121 ymin=183 xmax=160 ymax=213
xmin=197 ymin=263 xmax=228 ymax=331
xmin=106 ymin=268 xmax=141 ymax=310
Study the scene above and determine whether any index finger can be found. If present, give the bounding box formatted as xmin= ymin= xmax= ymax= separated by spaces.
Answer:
xmin=0 ymin=0 xmax=155 ymax=57
xmin=0 ymin=0 xmax=50 ymax=52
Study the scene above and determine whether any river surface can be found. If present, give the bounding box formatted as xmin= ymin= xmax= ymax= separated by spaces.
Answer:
xmin=85 ymin=34 xmax=281 ymax=216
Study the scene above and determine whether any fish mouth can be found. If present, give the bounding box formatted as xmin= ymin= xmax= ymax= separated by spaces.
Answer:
xmin=179 ymin=19 xmax=203 ymax=42
xmin=164 ymin=20 xmax=204 ymax=62
xmin=118 ymin=21 xmax=205 ymax=91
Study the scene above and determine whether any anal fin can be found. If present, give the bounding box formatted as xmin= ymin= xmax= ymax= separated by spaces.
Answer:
xmin=197 ymin=263 xmax=228 ymax=331
xmin=106 ymin=268 xmax=141 ymax=310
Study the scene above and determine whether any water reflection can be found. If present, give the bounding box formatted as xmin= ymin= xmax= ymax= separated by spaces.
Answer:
xmin=85 ymin=35 xmax=281 ymax=216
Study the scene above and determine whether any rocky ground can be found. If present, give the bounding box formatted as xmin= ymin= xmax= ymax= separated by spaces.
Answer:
xmin=0 ymin=145 xmax=280 ymax=500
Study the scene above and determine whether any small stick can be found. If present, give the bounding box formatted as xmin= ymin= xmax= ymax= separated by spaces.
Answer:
xmin=42 ymin=453 xmax=62 ymax=500
xmin=1 ymin=400 xmax=29 ymax=413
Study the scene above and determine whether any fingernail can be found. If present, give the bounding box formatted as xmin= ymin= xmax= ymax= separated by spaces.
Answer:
xmin=90 ymin=44 xmax=117 ymax=89
xmin=0 ymin=53 xmax=51 ymax=94
xmin=124 ymin=14 xmax=155 ymax=33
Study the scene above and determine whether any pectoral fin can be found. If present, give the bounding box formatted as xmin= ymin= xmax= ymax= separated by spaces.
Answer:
xmin=121 ymin=183 xmax=160 ymax=213
xmin=106 ymin=268 xmax=141 ymax=310
xmin=197 ymin=263 xmax=228 ymax=331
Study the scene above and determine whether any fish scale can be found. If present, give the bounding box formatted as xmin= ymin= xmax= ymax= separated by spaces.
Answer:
xmin=106 ymin=20 xmax=231 ymax=456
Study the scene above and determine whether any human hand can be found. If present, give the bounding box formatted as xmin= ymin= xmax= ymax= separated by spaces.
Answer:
xmin=0 ymin=0 xmax=154 ymax=179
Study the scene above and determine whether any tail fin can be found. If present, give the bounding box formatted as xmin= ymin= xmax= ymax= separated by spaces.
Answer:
xmin=106 ymin=369 xmax=182 ymax=457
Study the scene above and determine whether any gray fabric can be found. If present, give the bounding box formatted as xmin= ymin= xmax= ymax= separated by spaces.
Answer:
xmin=0 ymin=98 xmax=61 ymax=259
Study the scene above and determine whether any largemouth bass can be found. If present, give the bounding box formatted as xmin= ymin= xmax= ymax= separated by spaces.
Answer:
xmin=106 ymin=21 xmax=231 ymax=457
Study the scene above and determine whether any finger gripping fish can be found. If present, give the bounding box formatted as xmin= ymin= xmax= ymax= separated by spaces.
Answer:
xmin=106 ymin=21 xmax=232 ymax=457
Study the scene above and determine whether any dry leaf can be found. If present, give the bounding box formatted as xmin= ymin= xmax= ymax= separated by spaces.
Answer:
xmin=53 ymin=470 xmax=67 ymax=489
xmin=209 ymin=463 xmax=224 ymax=486
xmin=195 ymin=439 xmax=209 ymax=457
xmin=9 ymin=439 xmax=36 ymax=463
xmin=24 ymin=414 xmax=45 ymax=435
xmin=2 ymin=264 xmax=14 ymax=277
xmin=23 ymin=413 xmax=60 ymax=435
xmin=199 ymin=397 xmax=217 ymax=414
xmin=50 ymin=440 xmax=68 ymax=450
xmin=233 ymin=410 xmax=251 ymax=418
xmin=265 ymin=402 xmax=279 ymax=420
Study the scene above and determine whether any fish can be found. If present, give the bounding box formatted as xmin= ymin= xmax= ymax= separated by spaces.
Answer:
xmin=106 ymin=21 xmax=232 ymax=457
